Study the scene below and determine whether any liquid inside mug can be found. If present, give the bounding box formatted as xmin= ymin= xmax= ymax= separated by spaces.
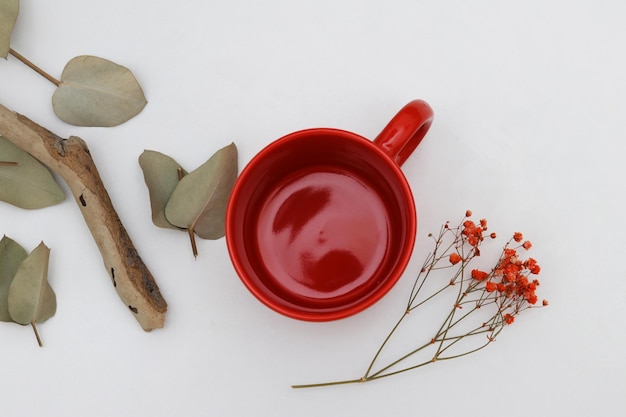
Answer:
xmin=226 ymin=100 xmax=434 ymax=321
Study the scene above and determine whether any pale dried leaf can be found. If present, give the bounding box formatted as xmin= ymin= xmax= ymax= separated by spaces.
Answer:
xmin=52 ymin=55 xmax=147 ymax=127
xmin=0 ymin=135 xmax=65 ymax=209
xmin=0 ymin=0 xmax=19 ymax=59
xmin=8 ymin=241 xmax=56 ymax=325
xmin=0 ymin=235 xmax=27 ymax=322
xmin=165 ymin=143 xmax=238 ymax=239
xmin=139 ymin=150 xmax=187 ymax=230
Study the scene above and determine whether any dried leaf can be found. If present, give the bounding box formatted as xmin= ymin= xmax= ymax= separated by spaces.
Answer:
xmin=0 ymin=0 xmax=19 ymax=59
xmin=7 ymin=241 xmax=56 ymax=326
xmin=52 ymin=55 xmax=147 ymax=127
xmin=8 ymin=241 xmax=56 ymax=346
xmin=0 ymin=235 xmax=27 ymax=322
xmin=0 ymin=135 xmax=65 ymax=209
xmin=165 ymin=143 xmax=238 ymax=240
xmin=138 ymin=150 xmax=187 ymax=230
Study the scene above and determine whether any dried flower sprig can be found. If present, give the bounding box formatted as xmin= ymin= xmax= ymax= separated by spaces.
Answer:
xmin=293 ymin=211 xmax=547 ymax=388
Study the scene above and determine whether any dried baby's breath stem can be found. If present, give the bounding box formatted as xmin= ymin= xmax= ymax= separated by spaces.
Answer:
xmin=363 ymin=311 xmax=408 ymax=379
xmin=292 ymin=378 xmax=366 ymax=389
xmin=293 ymin=211 xmax=547 ymax=389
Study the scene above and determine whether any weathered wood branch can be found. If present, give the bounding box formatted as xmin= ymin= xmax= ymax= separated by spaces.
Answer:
xmin=0 ymin=103 xmax=166 ymax=331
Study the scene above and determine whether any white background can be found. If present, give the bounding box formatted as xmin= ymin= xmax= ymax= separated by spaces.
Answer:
xmin=1 ymin=0 xmax=625 ymax=416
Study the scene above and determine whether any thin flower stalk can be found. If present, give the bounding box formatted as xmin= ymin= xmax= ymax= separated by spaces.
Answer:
xmin=292 ymin=212 xmax=547 ymax=389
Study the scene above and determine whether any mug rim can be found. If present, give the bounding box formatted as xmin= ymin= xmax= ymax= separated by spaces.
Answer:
xmin=226 ymin=127 xmax=417 ymax=321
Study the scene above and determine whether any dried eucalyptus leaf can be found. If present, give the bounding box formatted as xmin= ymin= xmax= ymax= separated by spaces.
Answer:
xmin=52 ymin=55 xmax=147 ymax=127
xmin=0 ymin=0 xmax=19 ymax=59
xmin=165 ymin=143 xmax=238 ymax=240
xmin=8 ymin=241 xmax=56 ymax=325
xmin=0 ymin=235 xmax=27 ymax=322
xmin=0 ymin=135 xmax=65 ymax=209
xmin=139 ymin=150 xmax=187 ymax=230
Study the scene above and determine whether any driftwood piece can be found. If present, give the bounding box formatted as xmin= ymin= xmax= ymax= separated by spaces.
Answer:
xmin=0 ymin=103 xmax=166 ymax=331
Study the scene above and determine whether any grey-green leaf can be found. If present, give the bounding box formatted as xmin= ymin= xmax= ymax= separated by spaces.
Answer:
xmin=0 ymin=235 xmax=27 ymax=322
xmin=0 ymin=0 xmax=19 ymax=59
xmin=139 ymin=150 xmax=187 ymax=230
xmin=8 ymin=241 xmax=56 ymax=325
xmin=52 ymin=55 xmax=147 ymax=127
xmin=165 ymin=143 xmax=238 ymax=239
xmin=0 ymin=135 xmax=65 ymax=209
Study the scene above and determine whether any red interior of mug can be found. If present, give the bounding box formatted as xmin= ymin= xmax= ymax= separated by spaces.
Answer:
xmin=226 ymin=129 xmax=416 ymax=321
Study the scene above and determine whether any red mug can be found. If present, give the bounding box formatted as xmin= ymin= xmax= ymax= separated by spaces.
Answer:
xmin=226 ymin=100 xmax=434 ymax=321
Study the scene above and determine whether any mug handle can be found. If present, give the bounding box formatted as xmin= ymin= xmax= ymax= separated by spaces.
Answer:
xmin=373 ymin=100 xmax=434 ymax=167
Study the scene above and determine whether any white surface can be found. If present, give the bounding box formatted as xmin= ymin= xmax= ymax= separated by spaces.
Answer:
xmin=1 ymin=0 xmax=625 ymax=416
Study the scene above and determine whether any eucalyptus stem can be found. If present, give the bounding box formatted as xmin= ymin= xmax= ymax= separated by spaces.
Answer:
xmin=9 ymin=49 xmax=61 ymax=87
xmin=188 ymin=228 xmax=199 ymax=258
xmin=0 ymin=161 xmax=18 ymax=166
xmin=30 ymin=322 xmax=43 ymax=347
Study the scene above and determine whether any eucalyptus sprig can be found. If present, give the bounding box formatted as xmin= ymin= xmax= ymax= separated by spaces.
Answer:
xmin=0 ymin=235 xmax=56 ymax=347
xmin=139 ymin=144 xmax=239 ymax=258
xmin=1 ymin=0 xmax=147 ymax=127
xmin=293 ymin=211 xmax=548 ymax=388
